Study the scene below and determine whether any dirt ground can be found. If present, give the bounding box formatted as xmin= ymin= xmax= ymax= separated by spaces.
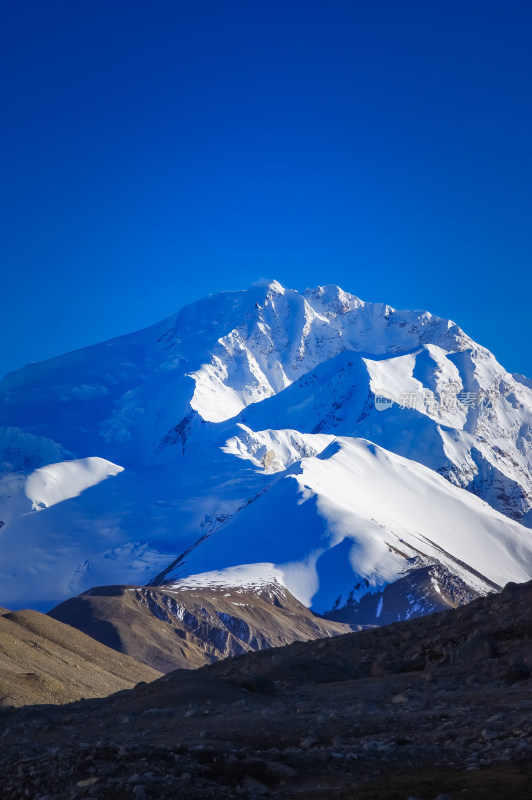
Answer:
xmin=1 ymin=579 xmax=532 ymax=799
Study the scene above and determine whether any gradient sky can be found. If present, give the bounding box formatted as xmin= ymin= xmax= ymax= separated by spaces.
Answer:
xmin=1 ymin=0 xmax=531 ymax=379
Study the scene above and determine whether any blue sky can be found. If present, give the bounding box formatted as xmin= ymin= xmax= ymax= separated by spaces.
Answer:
xmin=1 ymin=0 xmax=531 ymax=378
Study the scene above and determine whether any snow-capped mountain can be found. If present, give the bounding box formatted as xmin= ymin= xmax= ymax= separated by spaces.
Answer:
xmin=1 ymin=280 xmax=532 ymax=617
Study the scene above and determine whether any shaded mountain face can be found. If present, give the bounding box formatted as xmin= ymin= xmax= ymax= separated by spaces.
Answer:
xmin=48 ymin=582 xmax=353 ymax=672
xmin=1 ymin=280 xmax=532 ymax=619
xmin=0 ymin=607 xmax=160 ymax=708
xmin=323 ymin=563 xmax=485 ymax=626
xmin=2 ymin=579 xmax=532 ymax=799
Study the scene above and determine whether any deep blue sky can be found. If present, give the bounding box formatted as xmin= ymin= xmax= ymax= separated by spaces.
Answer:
xmin=1 ymin=0 xmax=531 ymax=379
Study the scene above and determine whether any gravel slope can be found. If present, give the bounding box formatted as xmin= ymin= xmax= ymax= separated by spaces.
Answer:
xmin=0 ymin=608 xmax=160 ymax=707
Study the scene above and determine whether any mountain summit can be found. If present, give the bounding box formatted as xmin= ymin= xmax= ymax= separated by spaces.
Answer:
xmin=1 ymin=281 xmax=532 ymax=618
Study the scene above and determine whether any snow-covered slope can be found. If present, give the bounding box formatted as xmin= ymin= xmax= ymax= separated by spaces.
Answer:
xmin=1 ymin=280 xmax=531 ymax=615
xmin=178 ymin=438 xmax=532 ymax=613
xmin=0 ymin=457 xmax=122 ymax=520
xmin=232 ymin=344 xmax=532 ymax=522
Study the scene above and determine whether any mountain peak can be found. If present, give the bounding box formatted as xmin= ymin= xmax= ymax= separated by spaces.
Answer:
xmin=252 ymin=278 xmax=286 ymax=295
xmin=304 ymin=283 xmax=364 ymax=315
xmin=1 ymin=280 xmax=532 ymax=613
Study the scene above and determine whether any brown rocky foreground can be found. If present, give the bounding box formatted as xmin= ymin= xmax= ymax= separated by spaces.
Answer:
xmin=0 ymin=608 xmax=160 ymax=707
xmin=1 ymin=579 xmax=532 ymax=799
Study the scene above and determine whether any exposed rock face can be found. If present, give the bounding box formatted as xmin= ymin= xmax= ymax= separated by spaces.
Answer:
xmin=3 ymin=580 xmax=532 ymax=798
xmin=0 ymin=607 xmax=160 ymax=708
xmin=324 ymin=564 xmax=489 ymax=625
xmin=48 ymin=582 xmax=353 ymax=672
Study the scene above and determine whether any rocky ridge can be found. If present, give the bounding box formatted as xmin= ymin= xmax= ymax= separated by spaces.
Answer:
xmin=48 ymin=582 xmax=352 ymax=672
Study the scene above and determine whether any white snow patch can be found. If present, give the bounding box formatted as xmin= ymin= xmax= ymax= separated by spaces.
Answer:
xmin=376 ymin=596 xmax=383 ymax=618
xmin=24 ymin=457 xmax=124 ymax=510
xmin=170 ymin=563 xmax=287 ymax=592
